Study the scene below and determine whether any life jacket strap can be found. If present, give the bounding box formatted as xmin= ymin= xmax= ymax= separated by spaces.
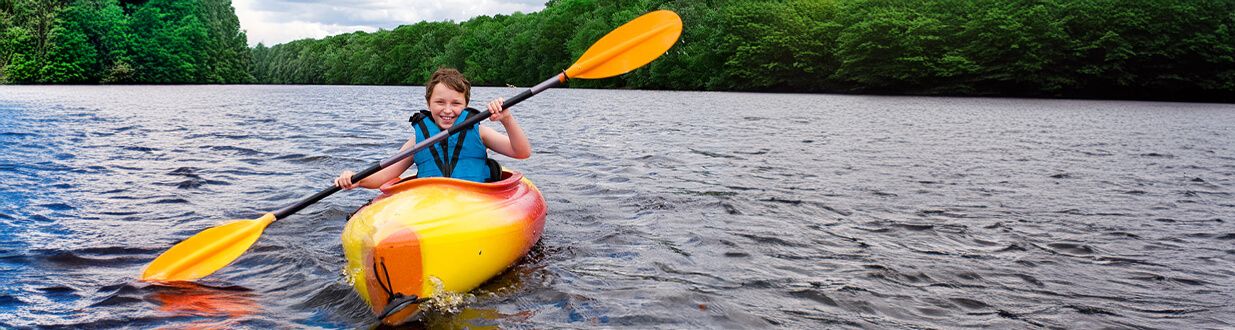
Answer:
xmin=411 ymin=111 xmax=450 ymax=176
xmin=444 ymin=110 xmax=475 ymax=177
xmin=409 ymin=109 xmax=478 ymax=179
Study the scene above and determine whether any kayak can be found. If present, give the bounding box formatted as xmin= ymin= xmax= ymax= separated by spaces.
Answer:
xmin=341 ymin=170 xmax=547 ymax=324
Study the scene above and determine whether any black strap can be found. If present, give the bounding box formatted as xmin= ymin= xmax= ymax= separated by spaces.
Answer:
xmin=374 ymin=257 xmax=396 ymax=298
xmin=444 ymin=110 xmax=476 ymax=177
xmin=411 ymin=112 xmax=450 ymax=177
xmin=486 ymin=158 xmax=502 ymax=182
xmin=407 ymin=111 xmax=428 ymax=125
xmin=373 ymin=255 xmax=429 ymax=320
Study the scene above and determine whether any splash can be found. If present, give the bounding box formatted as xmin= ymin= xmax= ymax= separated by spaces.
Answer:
xmin=420 ymin=276 xmax=475 ymax=314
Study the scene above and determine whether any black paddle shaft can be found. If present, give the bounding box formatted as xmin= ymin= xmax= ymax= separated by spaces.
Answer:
xmin=270 ymin=75 xmax=566 ymax=220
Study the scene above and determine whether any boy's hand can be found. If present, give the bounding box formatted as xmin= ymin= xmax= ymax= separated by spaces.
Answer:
xmin=335 ymin=170 xmax=360 ymax=190
xmin=487 ymin=98 xmax=511 ymax=122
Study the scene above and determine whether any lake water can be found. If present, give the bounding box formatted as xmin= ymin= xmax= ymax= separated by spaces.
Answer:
xmin=1 ymin=85 xmax=1233 ymax=328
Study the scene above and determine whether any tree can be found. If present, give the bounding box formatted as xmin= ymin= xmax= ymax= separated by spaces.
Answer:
xmin=39 ymin=4 xmax=98 ymax=83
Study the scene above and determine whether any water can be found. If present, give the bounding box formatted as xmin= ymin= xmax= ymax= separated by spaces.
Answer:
xmin=1 ymin=85 xmax=1233 ymax=328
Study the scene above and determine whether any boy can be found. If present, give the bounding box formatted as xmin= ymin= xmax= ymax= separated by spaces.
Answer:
xmin=334 ymin=68 xmax=531 ymax=188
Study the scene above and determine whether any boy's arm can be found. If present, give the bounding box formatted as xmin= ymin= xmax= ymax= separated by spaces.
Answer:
xmin=480 ymin=98 xmax=532 ymax=159
xmin=480 ymin=119 xmax=531 ymax=159
xmin=357 ymin=138 xmax=416 ymax=188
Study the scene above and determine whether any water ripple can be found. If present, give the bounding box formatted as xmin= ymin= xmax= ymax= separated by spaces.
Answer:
xmin=1 ymin=87 xmax=1233 ymax=328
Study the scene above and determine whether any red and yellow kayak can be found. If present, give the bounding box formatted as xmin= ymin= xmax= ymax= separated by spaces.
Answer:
xmin=341 ymin=170 xmax=546 ymax=324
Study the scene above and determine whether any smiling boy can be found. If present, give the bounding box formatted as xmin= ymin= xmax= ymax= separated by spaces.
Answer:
xmin=335 ymin=68 xmax=531 ymax=188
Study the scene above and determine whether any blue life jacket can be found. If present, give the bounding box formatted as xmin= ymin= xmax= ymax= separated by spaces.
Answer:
xmin=409 ymin=108 xmax=501 ymax=183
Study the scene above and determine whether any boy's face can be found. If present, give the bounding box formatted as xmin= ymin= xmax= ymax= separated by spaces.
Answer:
xmin=427 ymin=83 xmax=467 ymax=128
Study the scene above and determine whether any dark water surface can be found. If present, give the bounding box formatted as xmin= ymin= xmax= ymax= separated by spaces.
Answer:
xmin=1 ymin=86 xmax=1233 ymax=328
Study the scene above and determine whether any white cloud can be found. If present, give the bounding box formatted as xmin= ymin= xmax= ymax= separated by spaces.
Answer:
xmin=233 ymin=0 xmax=546 ymax=46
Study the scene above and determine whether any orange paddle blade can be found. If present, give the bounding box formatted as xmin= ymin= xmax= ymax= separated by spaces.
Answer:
xmin=141 ymin=213 xmax=275 ymax=282
xmin=565 ymin=10 xmax=683 ymax=79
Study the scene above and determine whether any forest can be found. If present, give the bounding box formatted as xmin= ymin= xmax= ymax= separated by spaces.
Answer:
xmin=4 ymin=0 xmax=1234 ymax=101
xmin=0 ymin=0 xmax=251 ymax=83
xmin=248 ymin=0 xmax=1235 ymax=101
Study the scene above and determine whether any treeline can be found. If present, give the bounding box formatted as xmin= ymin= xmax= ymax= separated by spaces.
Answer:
xmin=3 ymin=0 xmax=1232 ymax=101
xmin=252 ymin=0 xmax=1234 ymax=101
xmin=0 ymin=0 xmax=251 ymax=83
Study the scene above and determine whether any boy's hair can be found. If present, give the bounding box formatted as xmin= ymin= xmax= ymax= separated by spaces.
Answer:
xmin=425 ymin=67 xmax=471 ymax=104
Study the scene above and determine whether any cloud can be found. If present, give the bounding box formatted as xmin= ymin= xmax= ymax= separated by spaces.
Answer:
xmin=234 ymin=0 xmax=546 ymax=46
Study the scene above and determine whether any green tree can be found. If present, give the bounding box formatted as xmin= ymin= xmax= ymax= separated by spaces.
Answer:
xmin=1 ymin=26 xmax=37 ymax=82
xmin=39 ymin=4 xmax=98 ymax=83
xmin=199 ymin=0 xmax=253 ymax=83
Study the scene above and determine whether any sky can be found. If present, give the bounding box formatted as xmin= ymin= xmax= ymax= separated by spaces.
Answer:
xmin=232 ymin=0 xmax=547 ymax=46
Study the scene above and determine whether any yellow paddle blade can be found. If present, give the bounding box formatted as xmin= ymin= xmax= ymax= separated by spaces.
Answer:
xmin=141 ymin=213 xmax=275 ymax=282
xmin=565 ymin=10 xmax=683 ymax=79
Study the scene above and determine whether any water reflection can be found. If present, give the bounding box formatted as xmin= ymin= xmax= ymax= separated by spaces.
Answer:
xmin=148 ymin=282 xmax=259 ymax=319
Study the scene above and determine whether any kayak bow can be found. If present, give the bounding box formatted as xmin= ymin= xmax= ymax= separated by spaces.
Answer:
xmin=342 ymin=170 xmax=546 ymax=324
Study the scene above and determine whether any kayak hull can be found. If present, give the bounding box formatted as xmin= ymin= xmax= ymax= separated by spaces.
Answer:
xmin=341 ymin=170 xmax=546 ymax=324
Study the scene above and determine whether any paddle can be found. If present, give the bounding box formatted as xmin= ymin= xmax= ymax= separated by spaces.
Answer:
xmin=141 ymin=9 xmax=683 ymax=282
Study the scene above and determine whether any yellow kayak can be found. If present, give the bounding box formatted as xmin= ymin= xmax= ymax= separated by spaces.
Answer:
xmin=341 ymin=170 xmax=546 ymax=324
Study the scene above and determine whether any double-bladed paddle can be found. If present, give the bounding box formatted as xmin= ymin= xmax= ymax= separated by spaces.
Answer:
xmin=141 ymin=10 xmax=683 ymax=282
